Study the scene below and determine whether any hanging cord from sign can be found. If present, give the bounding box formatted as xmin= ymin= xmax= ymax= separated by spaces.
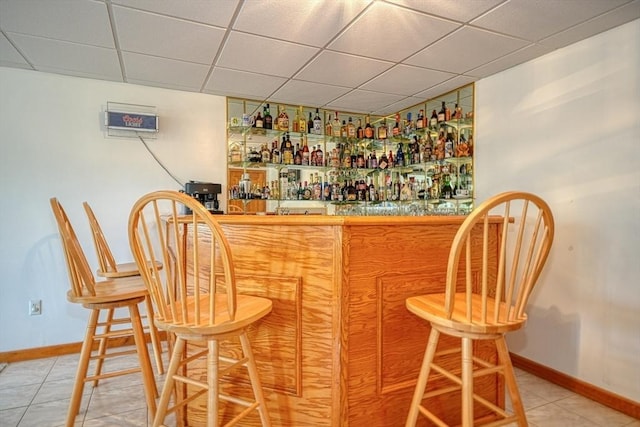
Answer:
xmin=137 ymin=135 xmax=184 ymax=187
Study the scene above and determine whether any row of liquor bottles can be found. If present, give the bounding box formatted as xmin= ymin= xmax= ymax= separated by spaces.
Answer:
xmin=232 ymin=130 xmax=473 ymax=168
xmin=230 ymin=169 xmax=472 ymax=204
xmin=247 ymin=102 xmax=472 ymax=138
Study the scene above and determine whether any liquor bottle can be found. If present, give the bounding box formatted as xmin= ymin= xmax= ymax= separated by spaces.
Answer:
xmin=307 ymin=112 xmax=314 ymax=133
xmin=417 ymin=109 xmax=425 ymax=129
xmin=283 ymin=133 xmax=294 ymax=165
xmin=441 ymin=175 xmax=453 ymax=199
xmin=445 ymin=128 xmax=454 ymax=158
xmin=301 ymin=136 xmax=310 ymax=166
xmin=254 ymin=111 xmax=263 ymax=128
xmin=341 ymin=120 xmax=348 ymax=138
xmin=369 ymin=150 xmax=378 ymax=169
xmin=396 ymin=143 xmax=405 ymax=167
xmin=345 ymin=180 xmax=357 ymax=201
xmin=248 ymin=146 xmax=261 ymax=163
xmin=392 ymin=113 xmax=400 ymax=137
xmin=294 ymin=143 xmax=302 ymax=165
xmin=378 ymin=118 xmax=388 ymax=140
xmin=313 ymin=173 xmax=322 ymax=200
xmin=378 ymin=150 xmax=388 ymax=170
xmin=412 ymin=136 xmax=421 ymax=164
xmin=315 ymin=144 xmax=324 ymax=166
xmin=438 ymin=101 xmax=446 ymax=123
xmin=357 ymin=179 xmax=366 ymax=201
xmin=292 ymin=108 xmax=300 ymax=133
xmin=422 ymin=133 xmax=433 ymax=162
xmin=325 ymin=113 xmax=333 ymax=136
xmin=264 ymin=104 xmax=273 ymax=129
xmin=342 ymin=143 xmax=351 ymax=168
xmin=356 ymin=148 xmax=365 ymax=168
xmin=299 ymin=107 xmax=306 ymax=133
xmin=388 ymin=150 xmax=394 ymax=168
xmin=277 ymin=105 xmax=289 ymax=131
xmin=405 ymin=112 xmax=413 ymax=136
xmin=368 ymin=176 xmax=377 ymax=202
xmin=310 ymin=145 xmax=317 ymax=166
xmin=364 ymin=116 xmax=374 ymax=139
xmin=313 ymin=108 xmax=322 ymax=135
xmin=332 ymin=112 xmax=341 ymax=137
xmin=347 ymin=117 xmax=356 ymax=138
xmin=261 ymin=143 xmax=271 ymax=163
xmin=271 ymin=139 xmax=281 ymax=164
xmin=430 ymin=110 xmax=438 ymax=128
xmin=445 ymin=103 xmax=451 ymax=121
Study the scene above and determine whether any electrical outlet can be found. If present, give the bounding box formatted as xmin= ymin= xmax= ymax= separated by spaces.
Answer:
xmin=29 ymin=300 xmax=42 ymax=316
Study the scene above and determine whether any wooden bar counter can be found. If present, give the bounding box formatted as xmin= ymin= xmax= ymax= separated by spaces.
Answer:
xmin=183 ymin=215 xmax=503 ymax=426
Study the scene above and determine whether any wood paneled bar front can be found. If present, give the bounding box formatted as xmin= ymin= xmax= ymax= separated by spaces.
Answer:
xmin=179 ymin=215 xmax=503 ymax=426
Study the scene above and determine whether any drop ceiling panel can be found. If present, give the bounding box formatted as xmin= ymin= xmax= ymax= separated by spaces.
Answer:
xmin=113 ymin=6 xmax=225 ymax=65
xmin=406 ymin=26 xmax=529 ymax=74
xmin=327 ymin=89 xmax=406 ymax=114
xmin=233 ymin=0 xmax=371 ymax=47
xmin=539 ymin=0 xmax=640 ymax=48
xmin=0 ymin=33 xmax=29 ymax=67
xmin=123 ymin=52 xmax=210 ymax=91
xmin=8 ymin=33 xmax=121 ymax=80
xmin=361 ymin=64 xmax=456 ymax=96
xmin=471 ymin=0 xmax=632 ymax=42
xmin=467 ymin=43 xmax=554 ymax=78
xmin=0 ymin=0 xmax=114 ymax=47
xmin=271 ymin=80 xmax=352 ymax=108
xmin=217 ymin=31 xmax=319 ymax=77
xmin=414 ymin=75 xmax=477 ymax=101
xmin=328 ymin=1 xmax=460 ymax=62
xmin=297 ymin=50 xmax=392 ymax=87
xmin=112 ymin=0 xmax=239 ymax=27
xmin=386 ymin=0 xmax=505 ymax=23
xmin=205 ymin=67 xmax=288 ymax=100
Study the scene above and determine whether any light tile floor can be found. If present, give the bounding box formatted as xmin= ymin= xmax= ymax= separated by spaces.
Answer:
xmin=0 ymin=345 xmax=637 ymax=426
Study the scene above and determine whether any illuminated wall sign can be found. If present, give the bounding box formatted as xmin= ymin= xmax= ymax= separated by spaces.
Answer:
xmin=105 ymin=111 xmax=158 ymax=132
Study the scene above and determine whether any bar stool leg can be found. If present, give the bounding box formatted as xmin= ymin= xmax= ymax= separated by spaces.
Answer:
xmin=461 ymin=337 xmax=474 ymax=427
xmin=406 ymin=328 xmax=440 ymax=427
xmin=240 ymin=332 xmax=271 ymax=427
xmin=208 ymin=339 xmax=219 ymax=427
xmin=154 ymin=337 xmax=185 ymax=427
xmin=129 ymin=303 xmax=157 ymax=418
xmin=496 ymin=337 xmax=528 ymax=426
xmin=66 ymin=309 xmax=99 ymax=427
xmin=92 ymin=308 xmax=114 ymax=387
xmin=145 ymin=297 xmax=164 ymax=376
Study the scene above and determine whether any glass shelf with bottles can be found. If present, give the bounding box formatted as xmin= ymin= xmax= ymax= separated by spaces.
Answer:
xmin=226 ymin=83 xmax=474 ymax=215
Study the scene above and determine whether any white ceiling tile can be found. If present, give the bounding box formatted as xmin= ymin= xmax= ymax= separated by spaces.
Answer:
xmin=234 ymin=0 xmax=371 ymax=47
xmin=0 ymin=33 xmax=30 ymax=66
xmin=414 ymin=75 xmax=476 ymax=101
xmin=7 ymin=33 xmax=122 ymax=80
xmin=271 ymin=80 xmax=351 ymax=107
xmin=539 ymin=1 xmax=640 ymax=49
xmin=112 ymin=0 xmax=240 ymax=27
xmin=123 ymin=52 xmax=210 ymax=92
xmin=327 ymin=89 xmax=406 ymax=114
xmin=297 ymin=51 xmax=393 ymax=87
xmin=205 ymin=67 xmax=287 ymax=100
xmin=361 ymin=64 xmax=455 ymax=96
xmin=471 ymin=0 xmax=632 ymax=42
xmin=0 ymin=0 xmax=114 ymax=48
xmin=217 ymin=31 xmax=319 ymax=77
xmin=373 ymin=96 xmax=427 ymax=116
xmin=406 ymin=26 xmax=529 ymax=74
xmin=328 ymin=1 xmax=460 ymax=62
xmin=466 ymin=43 xmax=555 ymax=78
xmin=113 ymin=6 xmax=225 ymax=65
xmin=386 ymin=0 xmax=504 ymax=23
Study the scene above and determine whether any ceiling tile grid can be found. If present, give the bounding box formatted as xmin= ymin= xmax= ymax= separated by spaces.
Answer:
xmin=0 ymin=0 xmax=637 ymax=113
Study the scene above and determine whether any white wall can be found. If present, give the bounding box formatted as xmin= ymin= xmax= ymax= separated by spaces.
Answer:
xmin=475 ymin=19 xmax=640 ymax=401
xmin=0 ymin=69 xmax=227 ymax=351
xmin=1 ymin=19 xmax=639 ymax=403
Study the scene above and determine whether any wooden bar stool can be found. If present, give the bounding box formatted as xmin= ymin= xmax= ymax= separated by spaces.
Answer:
xmin=405 ymin=191 xmax=555 ymax=427
xmin=83 ymin=201 xmax=164 ymax=375
xmin=50 ymin=198 xmax=158 ymax=427
xmin=128 ymin=190 xmax=273 ymax=427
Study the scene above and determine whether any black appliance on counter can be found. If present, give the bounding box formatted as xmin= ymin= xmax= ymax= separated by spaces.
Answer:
xmin=183 ymin=181 xmax=223 ymax=214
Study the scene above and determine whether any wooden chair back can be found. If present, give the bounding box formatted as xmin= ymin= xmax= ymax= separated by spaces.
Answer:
xmin=445 ymin=191 xmax=555 ymax=325
xmin=50 ymin=198 xmax=97 ymax=297
xmin=83 ymin=201 xmax=118 ymax=275
xmin=128 ymin=190 xmax=239 ymax=329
